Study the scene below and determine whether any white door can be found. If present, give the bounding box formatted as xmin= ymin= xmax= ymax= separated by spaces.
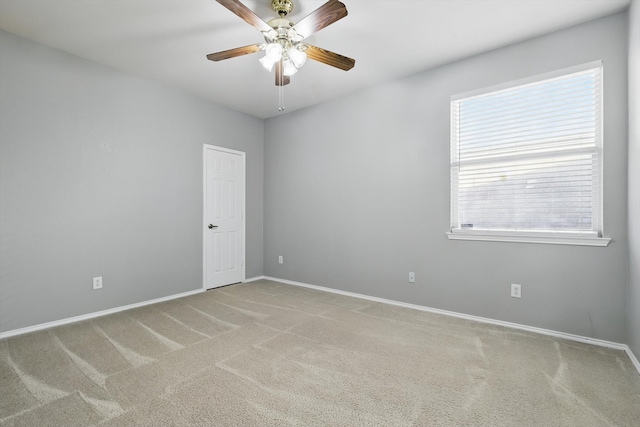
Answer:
xmin=204 ymin=145 xmax=245 ymax=289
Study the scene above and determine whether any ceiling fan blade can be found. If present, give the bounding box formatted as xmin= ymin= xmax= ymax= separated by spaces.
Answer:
xmin=216 ymin=0 xmax=272 ymax=33
xmin=206 ymin=44 xmax=263 ymax=61
xmin=305 ymin=45 xmax=355 ymax=71
xmin=292 ymin=0 xmax=348 ymax=39
xmin=275 ymin=61 xmax=291 ymax=86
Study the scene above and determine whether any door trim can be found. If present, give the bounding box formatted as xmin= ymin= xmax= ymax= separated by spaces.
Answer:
xmin=203 ymin=144 xmax=246 ymax=290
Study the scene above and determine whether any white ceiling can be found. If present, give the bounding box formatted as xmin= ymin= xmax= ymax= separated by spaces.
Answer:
xmin=0 ymin=0 xmax=630 ymax=119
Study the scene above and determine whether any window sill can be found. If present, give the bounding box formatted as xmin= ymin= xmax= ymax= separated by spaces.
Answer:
xmin=446 ymin=232 xmax=611 ymax=247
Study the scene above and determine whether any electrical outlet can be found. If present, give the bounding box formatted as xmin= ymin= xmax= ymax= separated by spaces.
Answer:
xmin=93 ymin=276 xmax=103 ymax=290
xmin=409 ymin=272 xmax=416 ymax=283
xmin=278 ymin=255 xmax=283 ymax=264
xmin=511 ymin=283 xmax=521 ymax=298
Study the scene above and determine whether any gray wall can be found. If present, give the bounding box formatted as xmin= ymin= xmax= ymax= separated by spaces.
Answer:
xmin=0 ymin=30 xmax=264 ymax=333
xmin=1 ymin=9 xmax=635 ymax=349
xmin=264 ymin=13 xmax=629 ymax=343
xmin=628 ymin=0 xmax=640 ymax=356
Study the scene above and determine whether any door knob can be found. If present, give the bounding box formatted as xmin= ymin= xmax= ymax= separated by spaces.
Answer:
xmin=208 ymin=224 xmax=218 ymax=229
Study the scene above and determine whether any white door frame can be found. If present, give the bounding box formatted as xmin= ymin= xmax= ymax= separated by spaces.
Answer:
xmin=203 ymin=144 xmax=246 ymax=289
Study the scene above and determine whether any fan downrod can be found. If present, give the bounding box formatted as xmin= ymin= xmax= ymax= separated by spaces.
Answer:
xmin=271 ymin=0 xmax=293 ymax=17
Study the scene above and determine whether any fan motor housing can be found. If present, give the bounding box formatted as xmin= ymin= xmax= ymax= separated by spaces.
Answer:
xmin=272 ymin=0 xmax=293 ymax=17
xmin=267 ymin=18 xmax=295 ymax=30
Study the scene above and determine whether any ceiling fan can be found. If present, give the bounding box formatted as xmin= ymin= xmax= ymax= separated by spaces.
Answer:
xmin=206 ymin=0 xmax=355 ymax=90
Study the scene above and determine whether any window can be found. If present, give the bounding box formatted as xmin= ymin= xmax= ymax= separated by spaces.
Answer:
xmin=448 ymin=61 xmax=609 ymax=246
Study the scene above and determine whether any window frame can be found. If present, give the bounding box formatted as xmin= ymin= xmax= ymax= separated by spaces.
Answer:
xmin=447 ymin=61 xmax=610 ymax=247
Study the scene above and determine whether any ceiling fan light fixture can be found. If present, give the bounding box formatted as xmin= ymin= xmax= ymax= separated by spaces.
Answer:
xmin=259 ymin=42 xmax=283 ymax=70
xmin=264 ymin=43 xmax=283 ymax=61
xmin=264 ymin=29 xmax=278 ymax=43
xmin=209 ymin=0 xmax=355 ymax=111
xmin=288 ymin=47 xmax=307 ymax=68
xmin=259 ymin=55 xmax=276 ymax=71
xmin=286 ymin=27 xmax=303 ymax=43
xmin=283 ymin=59 xmax=298 ymax=76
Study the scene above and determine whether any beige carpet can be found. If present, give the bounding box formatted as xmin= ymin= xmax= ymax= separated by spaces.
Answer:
xmin=1 ymin=279 xmax=639 ymax=426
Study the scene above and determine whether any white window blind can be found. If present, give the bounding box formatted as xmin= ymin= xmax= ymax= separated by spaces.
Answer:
xmin=450 ymin=62 xmax=603 ymax=240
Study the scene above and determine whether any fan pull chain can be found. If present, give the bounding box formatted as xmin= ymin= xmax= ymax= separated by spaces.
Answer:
xmin=278 ymin=84 xmax=285 ymax=112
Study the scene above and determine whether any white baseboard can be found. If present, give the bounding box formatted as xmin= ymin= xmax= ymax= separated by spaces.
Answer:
xmin=0 ymin=288 xmax=205 ymax=341
xmin=0 ymin=277 xmax=264 ymax=340
xmin=627 ymin=347 xmax=640 ymax=374
xmin=263 ymin=276 xmax=640 ymax=376
xmin=3 ymin=275 xmax=638 ymax=377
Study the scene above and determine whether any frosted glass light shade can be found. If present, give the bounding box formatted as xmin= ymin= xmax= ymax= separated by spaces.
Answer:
xmin=288 ymin=48 xmax=307 ymax=68
xmin=283 ymin=59 xmax=298 ymax=76
xmin=265 ymin=43 xmax=283 ymax=61
xmin=259 ymin=56 xmax=276 ymax=71
xmin=260 ymin=43 xmax=283 ymax=71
